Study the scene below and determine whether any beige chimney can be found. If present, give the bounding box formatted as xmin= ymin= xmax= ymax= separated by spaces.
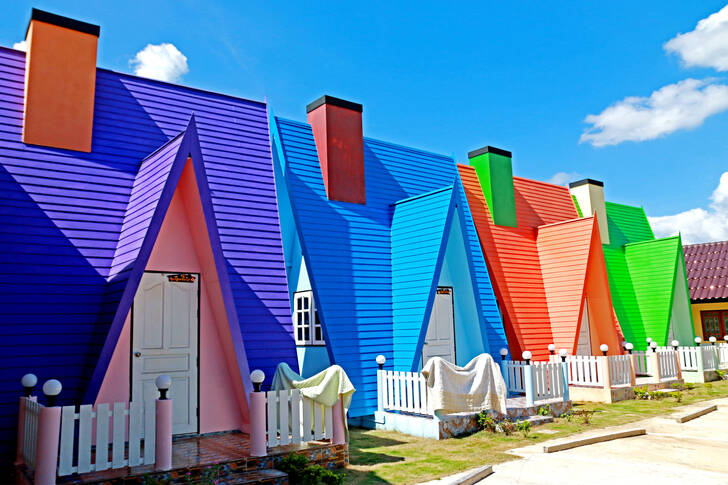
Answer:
xmin=569 ymin=179 xmax=610 ymax=245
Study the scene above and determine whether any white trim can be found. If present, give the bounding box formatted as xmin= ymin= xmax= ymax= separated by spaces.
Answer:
xmin=293 ymin=290 xmax=325 ymax=346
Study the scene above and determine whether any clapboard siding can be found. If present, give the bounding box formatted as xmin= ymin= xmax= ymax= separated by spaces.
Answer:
xmin=274 ymin=117 xmax=506 ymax=416
xmin=0 ymin=45 xmax=295 ymax=465
xmin=392 ymin=188 xmax=454 ymax=368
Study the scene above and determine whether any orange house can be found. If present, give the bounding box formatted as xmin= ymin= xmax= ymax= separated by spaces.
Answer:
xmin=458 ymin=146 xmax=623 ymax=361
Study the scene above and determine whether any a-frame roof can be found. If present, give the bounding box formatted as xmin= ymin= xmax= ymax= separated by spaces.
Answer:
xmin=603 ymin=202 xmax=694 ymax=347
xmin=684 ymin=240 xmax=728 ymax=301
xmin=459 ymin=165 xmax=619 ymax=360
xmin=272 ymin=116 xmax=507 ymax=417
xmin=0 ymin=44 xmax=294 ymax=454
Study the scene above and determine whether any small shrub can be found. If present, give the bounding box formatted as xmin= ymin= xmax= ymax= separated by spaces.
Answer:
xmin=276 ymin=453 xmax=344 ymax=485
xmin=674 ymin=382 xmax=695 ymax=392
xmin=562 ymin=411 xmax=573 ymax=423
xmin=497 ymin=419 xmax=516 ymax=436
xmin=672 ymin=391 xmax=683 ymax=403
xmin=516 ymin=419 xmax=532 ymax=437
xmin=633 ymin=386 xmax=648 ymax=399
xmin=716 ymin=370 xmax=727 ymax=380
xmin=537 ymin=404 xmax=552 ymax=416
xmin=477 ymin=411 xmax=497 ymax=432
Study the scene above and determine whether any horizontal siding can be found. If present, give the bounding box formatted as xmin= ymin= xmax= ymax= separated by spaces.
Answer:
xmin=276 ymin=118 xmax=506 ymax=417
xmin=392 ymin=187 xmax=453 ymax=369
xmin=0 ymin=45 xmax=295 ymax=464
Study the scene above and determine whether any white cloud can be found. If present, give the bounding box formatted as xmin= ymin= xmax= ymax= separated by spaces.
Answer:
xmin=130 ymin=43 xmax=188 ymax=83
xmin=649 ymin=172 xmax=728 ymax=244
xmin=664 ymin=5 xmax=728 ymax=71
xmin=580 ymin=78 xmax=728 ymax=147
xmin=547 ymin=171 xmax=581 ymax=186
xmin=13 ymin=40 xmax=27 ymax=52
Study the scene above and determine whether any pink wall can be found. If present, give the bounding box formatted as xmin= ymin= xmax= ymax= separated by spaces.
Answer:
xmin=96 ymin=161 xmax=248 ymax=433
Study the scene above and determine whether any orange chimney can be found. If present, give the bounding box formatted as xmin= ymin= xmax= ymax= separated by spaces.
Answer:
xmin=306 ymin=96 xmax=366 ymax=204
xmin=22 ymin=9 xmax=99 ymax=152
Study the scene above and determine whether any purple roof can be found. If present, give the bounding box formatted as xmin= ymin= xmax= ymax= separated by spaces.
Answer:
xmin=0 ymin=46 xmax=296 ymax=461
xmin=684 ymin=240 xmax=728 ymax=301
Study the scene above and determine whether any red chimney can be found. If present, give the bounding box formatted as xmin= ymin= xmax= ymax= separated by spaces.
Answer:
xmin=22 ymin=9 xmax=99 ymax=152
xmin=306 ymin=95 xmax=366 ymax=204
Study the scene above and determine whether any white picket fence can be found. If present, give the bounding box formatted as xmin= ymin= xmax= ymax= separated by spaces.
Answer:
xmin=565 ymin=356 xmax=603 ymax=387
xmin=21 ymin=398 xmax=40 ymax=469
xmin=633 ymin=351 xmax=651 ymax=376
xmin=718 ymin=344 xmax=728 ymax=369
xmin=532 ymin=362 xmax=565 ymax=400
xmin=608 ymin=355 xmax=632 ymax=386
xmin=702 ymin=346 xmax=717 ymax=371
xmin=503 ymin=361 xmax=528 ymax=394
xmin=677 ymin=347 xmax=699 ymax=371
xmin=57 ymin=401 xmax=156 ymax=476
xmin=266 ymin=389 xmax=333 ymax=447
xmin=380 ymin=370 xmax=430 ymax=415
xmin=657 ymin=350 xmax=679 ymax=381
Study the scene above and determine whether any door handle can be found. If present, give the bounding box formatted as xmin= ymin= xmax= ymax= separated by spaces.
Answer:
xmin=134 ymin=352 xmax=142 ymax=357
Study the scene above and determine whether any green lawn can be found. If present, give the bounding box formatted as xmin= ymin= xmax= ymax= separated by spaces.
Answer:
xmin=342 ymin=380 xmax=728 ymax=484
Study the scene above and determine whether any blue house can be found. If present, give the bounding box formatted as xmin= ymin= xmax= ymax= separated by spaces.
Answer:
xmin=271 ymin=96 xmax=508 ymax=418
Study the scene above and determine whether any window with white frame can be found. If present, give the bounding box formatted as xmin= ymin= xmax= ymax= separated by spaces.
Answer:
xmin=293 ymin=291 xmax=324 ymax=345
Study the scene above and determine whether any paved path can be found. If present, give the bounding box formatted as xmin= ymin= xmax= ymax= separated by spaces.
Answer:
xmin=478 ymin=398 xmax=728 ymax=485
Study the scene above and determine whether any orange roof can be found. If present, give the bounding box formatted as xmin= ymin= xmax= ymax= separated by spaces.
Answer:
xmin=459 ymin=166 xmax=622 ymax=360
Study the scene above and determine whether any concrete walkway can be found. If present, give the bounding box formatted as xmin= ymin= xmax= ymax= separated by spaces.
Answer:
xmin=478 ymin=398 xmax=728 ymax=485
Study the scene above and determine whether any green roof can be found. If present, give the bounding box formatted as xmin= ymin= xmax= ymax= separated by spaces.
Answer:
xmin=603 ymin=203 xmax=693 ymax=348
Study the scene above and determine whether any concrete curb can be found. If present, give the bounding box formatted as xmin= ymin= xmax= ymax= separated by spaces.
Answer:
xmin=675 ymin=404 xmax=718 ymax=423
xmin=454 ymin=465 xmax=493 ymax=484
xmin=543 ymin=428 xmax=646 ymax=453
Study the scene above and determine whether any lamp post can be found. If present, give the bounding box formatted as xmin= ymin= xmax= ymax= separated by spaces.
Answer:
xmin=250 ymin=370 xmax=266 ymax=457
xmin=625 ymin=342 xmax=634 ymax=354
xmin=21 ymin=374 xmax=37 ymax=397
xmin=154 ymin=375 xmax=173 ymax=471
xmin=709 ymin=336 xmax=717 ymax=346
xmin=650 ymin=341 xmax=657 ymax=352
xmin=42 ymin=380 xmax=61 ymax=407
xmin=695 ymin=336 xmax=702 ymax=347
xmin=559 ymin=349 xmax=568 ymax=362
xmin=250 ymin=369 xmax=265 ymax=392
xmin=155 ymin=375 xmax=171 ymax=400
xmin=522 ymin=350 xmax=532 ymax=365
xmin=376 ymin=355 xmax=386 ymax=370
xmin=724 ymin=335 xmax=728 ymax=343
xmin=548 ymin=344 xmax=555 ymax=356
xmin=600 ymin=344 xmax=608 ymax=357
xmin=499 ymin=348 xmax=509 ymax=362
xmin=671 ymin=340 xmax=679 ymax=351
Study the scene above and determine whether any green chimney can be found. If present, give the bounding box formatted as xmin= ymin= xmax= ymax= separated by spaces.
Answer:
xmin=468 ymin=145 xmax=517 ymax=227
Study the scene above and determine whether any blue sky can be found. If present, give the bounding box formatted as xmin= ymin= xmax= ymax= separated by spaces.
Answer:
xmin=3 ymin=1 xmax=728 ymax=243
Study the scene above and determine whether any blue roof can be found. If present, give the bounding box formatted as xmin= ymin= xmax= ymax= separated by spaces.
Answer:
xmin=0 ymin=46 xmax=296 ymax=460
xmin=272 ymin=116 xmax=507 ymax=417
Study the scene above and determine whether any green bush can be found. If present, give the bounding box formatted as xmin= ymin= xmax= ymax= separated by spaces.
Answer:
xmin=476 ymin=411 xmax=497 ymax=432
xmin=537 ymin=404 xmax=552 ymax=416
xmin=516 ymin=419 xmax=531 ymax=437
xmin=276 ymin=453 xmax=344 ymax=485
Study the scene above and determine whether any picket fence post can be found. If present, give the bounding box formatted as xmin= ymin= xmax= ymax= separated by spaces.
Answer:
xmin=599 ymin=356 xmax=611 ymax=392
xmin=15 ymin=374 xmax=37 ymax=466
xmin=499 ymin=349 xmax=510 ymax=391
xmin=154 ymin=375 xmax=173 ymax=472
xmin=376 ymin=355 xmax=386 ymax=413
xmin=250 ymin=370 xmax=267 ymax=457
xmin=35 ymin=380 xmax=62 ymax=485
xmin=332 ymin=394 xmax=346 ymax=445
xmin=522 ymin=351 xmax=535 ymax=407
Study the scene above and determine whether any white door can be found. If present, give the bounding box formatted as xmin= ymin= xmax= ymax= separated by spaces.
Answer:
xmin=576 ymin=298 xmax=592 ymax=356
xmin=422 ymin=287 xmax=456 ymax=366
xmin=132 ymin=272 xmax=199 ymax=435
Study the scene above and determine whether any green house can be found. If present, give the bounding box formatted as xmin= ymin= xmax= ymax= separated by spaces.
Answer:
xmin=570 ymin=180 xmax=695 ymax=350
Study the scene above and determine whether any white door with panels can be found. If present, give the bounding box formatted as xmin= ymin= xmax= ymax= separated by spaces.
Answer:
xmin=132 ymin=272 xmax=199 ymax=435
xmin=422 ymin=287 xmax=456 ymax=366
xmin=576 ymin=298 xmax=592 ymax=356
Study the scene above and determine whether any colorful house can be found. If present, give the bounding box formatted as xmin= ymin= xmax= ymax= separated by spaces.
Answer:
xmin=684 ymin=241 xmax=728 ymax=341
xmin=570 ymin=180 xmax=695 ymax=349
xmin=270 ymin=96 xmax=509 ymax=419
xmin=0 ymin=9 xmax=297 ymax=466
xmin=459 ymin=149 xmax=623 ymax=362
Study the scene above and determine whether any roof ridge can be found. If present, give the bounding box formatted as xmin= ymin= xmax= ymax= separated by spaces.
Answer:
xmin=512 ymin=175 xmax=572 ymax=191
xmin=624 ymin=235 xmax=679 ymax=248
xmin=537 ymin=215 xmax=594 ymax=230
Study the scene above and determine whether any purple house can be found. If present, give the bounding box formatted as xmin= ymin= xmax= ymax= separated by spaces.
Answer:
xmin=0 ymin=9 xmax=297 ymax=465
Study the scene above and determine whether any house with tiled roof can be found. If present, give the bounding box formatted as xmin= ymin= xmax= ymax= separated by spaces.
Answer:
xmin=570 ymin=181 xmax=695 ymax=349
xmin=0 ymin=9 xmax=297 ymax=466
xmin=271 ymin=96 xmax=508 ymax=419
xmin=458 ymin=148 xmax=623 ymax=362
xmin=684 ymin=240 xmax=728 ymax=341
